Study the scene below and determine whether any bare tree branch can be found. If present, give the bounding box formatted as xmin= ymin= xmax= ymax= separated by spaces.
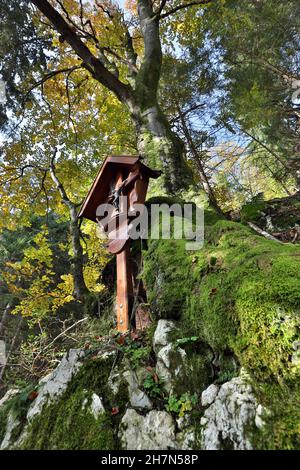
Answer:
xmin=38 ymin=317 xmax=88 ymax=354
xmin=247 ymin=222 xmax=284 ymax=243
xmin=159 ymin=0 xmax=212 ymax=20
xmin=170 ymin=103 xmax=205 ymax=123
xmin=95 ymin=1 xmax=115 ymax=20
xmin=49 ymin=148 xmax=74 ymax=209
xmin=41 ymin=80 xmax=56 ymax=129
xmin=65 ymin=69 xmax=79 ymax=156
xmin=23 ymin=66 xmax=82 ymax=104
xmin=1 ymin=164 xmax=48 ymax=184
xmin=155 ymin=0 xmax=168 ymax=17
xmin=56 ymin=0 xmax=98 ymax=44
xmin=32 ymin=168 xmax=49 ymax=200
xmin=30 ymin=0 xmax=133 ymax=104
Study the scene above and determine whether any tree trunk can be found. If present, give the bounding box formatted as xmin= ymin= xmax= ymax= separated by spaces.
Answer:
xmin=69 ymin=205 xmax=89 ymax=302
xmin=0 ymin=303 xmax=10 ymax=338
xmin=127 ymin=1 xmax=193 ymax=193
xmin=132 ymin=104 xmax=193 ymax=193
xmin=30 ymin=0 xmax=193 ymax=193
xmin=49 ymin=157 xmax=89 ymax=302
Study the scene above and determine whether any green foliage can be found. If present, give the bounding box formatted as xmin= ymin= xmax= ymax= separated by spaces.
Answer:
xmin=124 ymin=346 xmax=151 ymax=370
xmin=143 ymin=373 xmax=165 ymax=399
xmin=215 ymin=370 xmax=237 ymax=385
xmin=241 ymin=201 xmax=266 ymax=223
xmin=120 ymin=339 xmax=151 ymax=370
xmin=0 ymin=216 xmax=74 ymax=321
xmin=0 ymin=0 xmax=48 ymax=129
xmin=175 ymin=336 xmax=199 ymax=348
xmin=166 ymin=393 xmax=198 ymax=418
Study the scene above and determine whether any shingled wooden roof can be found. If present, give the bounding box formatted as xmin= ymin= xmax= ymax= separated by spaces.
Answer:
xmin=78 ymin=155 xmax=160 ymax=222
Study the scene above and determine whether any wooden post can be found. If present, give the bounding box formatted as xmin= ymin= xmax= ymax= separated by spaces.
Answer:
xmin=115 ymin=170 xmax=132 ymax=332
xmin=116 ymin=243 xmax=133 ymax=332
xmin=78 ymin=155 xmax=161 ymax=334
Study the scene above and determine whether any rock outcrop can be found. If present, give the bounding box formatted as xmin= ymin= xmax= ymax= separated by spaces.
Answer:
xmin=27 ymin=349 xmax=85 ymax=422
xmin=0 ymin=321 xmax=268 ymax=450
xmin=120 ymin=409 xmax=178 ymax=450
xmin=200 ymin=373 xmax=267 ymax=450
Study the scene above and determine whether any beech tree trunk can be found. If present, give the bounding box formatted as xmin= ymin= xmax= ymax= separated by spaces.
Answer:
xmin=49 ymin=157 xmax=89 ymax=302
xmin=68 ymin=205 xmax=89 ymax=302
xmin=31 ymin=0 xmax=193 ymax=194
xmin=133 ymin=103 xmax=192 ymax=193
xmin=128 ymin=1 xmax=193 ymax=193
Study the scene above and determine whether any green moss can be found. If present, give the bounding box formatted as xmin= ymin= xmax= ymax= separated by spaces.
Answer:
xmin=0 ymin=385 xmax=37 ymax=445
xmin=142 ymin=210 xmax=300 ymax=448
xmin=251 ymin=380 xmax=300 ymax=449
xmin=144 ymin=219 xmax=300 ymax=379
xmin=138 ymin=121 xmax=193 ymax=194
xmin=20 ymin=355 xmax=129 ymax=450
xmin=182 ymin=349 xmax=212 ymax=394
xmin=0 ymin=406 xmax=7 ymax=443
xmin=241 ymin=200 xmax=266 ymax=222
xmin=140 ymin=131 xmax=166 ymax=171
xmin=21 ymin=391 xmax=114 ymax=450
xmin=143 ymin=237 xmax=192 ymax=319
xmin=205 ymin=209 xmax=225 ymax=226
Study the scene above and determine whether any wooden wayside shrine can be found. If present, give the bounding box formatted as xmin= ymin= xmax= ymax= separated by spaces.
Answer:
xmin=78 ymin=156 xmax=161 ymax=333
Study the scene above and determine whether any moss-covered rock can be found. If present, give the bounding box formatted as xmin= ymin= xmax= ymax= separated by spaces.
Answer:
xmin=241 ymin=193 xmax=300 ymax=238
xmin=200 ymin=372 xmax=264 ymax=450
xmin=0 ymin=386 xmax=37 ymax=449
xmin=153 ymin=320 xmax=212 ymax=396
xmin=7 ymin=351 xmax=129 ymax=450
xmin=143 ymin=218 xmax=300 ymax=379
xmin=142 ymin=209 xmax=300 ymax=448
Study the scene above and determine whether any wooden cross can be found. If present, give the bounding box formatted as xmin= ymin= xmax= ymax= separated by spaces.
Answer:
xmin=78 ymin=156 xmax=160 ymax=332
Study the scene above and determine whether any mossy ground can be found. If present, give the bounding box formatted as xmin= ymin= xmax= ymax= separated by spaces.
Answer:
xmin=19 ymin=354 xmax=128 ymax=450
xmin=142 ymin=209 xmax=300 ymax=449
